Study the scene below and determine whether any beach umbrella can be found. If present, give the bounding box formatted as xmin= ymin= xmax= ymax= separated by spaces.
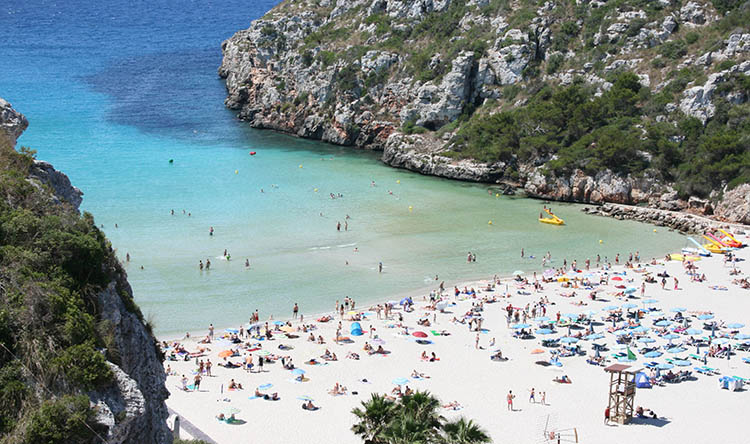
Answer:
xmin=560 ymin=337 xmax=579 ymax=344
xmin=557 ymin=276 xmax=570 ymax=282
xmin=697 ymin=314 xmax=714 ymax=320
xmin=435 ymin=301 xmax=450 ymax=311
xmin=686 ymin=328 xmax=703 ymax=335
xmin=633 ymin=326 xmax=650 ymax=333
xmin=713 ymin=338 xmax=730 ymax=345
xmin=218 ymin=350 xmax=234 ymax=358
xmin=638 ymin=337 xmax=656 ymax=343
xmin=727 ymin=323 xmax=745 ymax=329
xmin=531 ymin=348 xmax=545 ymax=354
xmin=603 ymin=305 xmax=619 ymax=311
xmin=673 ymin=360 xmax=691 ymax=367
xmin=584 ymin=310 xmax=597 ymax=316
xmin=564 ymin=313 xmax=579 ymax=320
xmin=511 ymin=323 xmax=531 ymax=329
xmin=657 ymin=363 xmax=674 ymax=370
xmin=412 ymin=331 xmax=428 ymax=338
xmin=372 ymin=338 xmax=386 ymax=345
xmin=649 ymin=311 xmax=665 ymax=317
xmin=624 ymin=287 xmax=637 ymax=294
xmin=297 ymin=395 xmax=314 ymax=401
xmin=735 ymin=334 xmax=750 ymax=340
xmin=280 ymin=326 xmax=295 ymax=333
xmin=258 ymin=383 xmax=273 ymax=390
xmin=654 ymin=320 xmax=672 ymax=327
xmin=257 ymin=350 xmax=271 ymax=357
xmin=225 ymin=328 xmax=239 ymax=334
xmin=534 ymin=316 xmax=550 ymax=322
xmin=513 ymin=270 xmax=524 ymax=276
xmin=543 ymin=269 xmax=555 ymax=277
xmin=273 ymin=321 xmax=285 ymax=326
xmin=611 ymin=276 xmax=623 ymax=281
xmin=392 ymin=377 xmax=409 ymax=385
xmin=614 ymin=330 xmax=630 ymax=336
xmin=662 ymin=333 xmax=680 ymax=341
xmin=667 ymin=347 xmax=686 ymax=354
xmin=535 ymin=328 xmax=554 ymax=335
xmin=622 ymin=303 xmax=638 ymax=309
xmin=292 ymin=368 xmax=306 ymax=375
xmin=671 ymin=307 xmax=687 ymax=313
xmin=586 ymin=333 xmax=605 ymax=340
xmin=644 ymin=351 xmax=663 ymax=358
xmin=643 ymin=299 xmax=659 ymax=304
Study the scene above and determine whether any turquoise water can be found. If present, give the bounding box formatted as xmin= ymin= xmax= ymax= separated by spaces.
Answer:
xmin=1 ymin=1 xmax=686 ymax=336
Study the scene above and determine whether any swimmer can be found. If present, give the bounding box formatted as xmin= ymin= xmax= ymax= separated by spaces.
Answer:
xmin=223 ymin=249 xmax=228 ymax=257
xmin=245 ymin=259 xmax=250 ymax=268
xmin=199 ymin=260 xmax=204 ymax=271
xmin=126 ymin=253 xmax=130 ymax=262
xmin=209 ymin=226 xmax=214 ymax=236
xmin=171 ymin=209 xmax=174 ymax=215
xmin=354 ymin=247 xmax=359 ymax=253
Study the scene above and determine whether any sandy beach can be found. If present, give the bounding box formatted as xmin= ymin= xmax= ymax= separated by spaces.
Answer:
xmin=163 ymin=229 xmax=750 ymax=444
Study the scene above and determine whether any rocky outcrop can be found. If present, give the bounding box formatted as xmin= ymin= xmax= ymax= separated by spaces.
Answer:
xmin=715 ymin=184 xmax=750 ymax=225
xmin=1 ymin=98 xmax=171 ymax=444
xmin=28 ymin=160 xmax=84 ymax=210
xmin=680 ymin=60 xmax=750 ymax=123
xmin=0 ymin=97 xmax=28 ymax=145
xmin=583 ymin=203 xmax=746 ymax=234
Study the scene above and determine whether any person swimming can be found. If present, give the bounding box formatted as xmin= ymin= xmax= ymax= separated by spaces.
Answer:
xmin=245 ymin=259 xmax=250 ymax=268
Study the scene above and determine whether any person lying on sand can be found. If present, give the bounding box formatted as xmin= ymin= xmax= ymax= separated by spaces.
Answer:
xmin=411 ymin=369 xmax=429 ymax=379
xmin=443 ymin=401 xmax=462 ymax=410
xmin=263 ymin=392 xmax=280 ymax=401
xmin=329 ymin=382 xmax=347 ymax=395
xmin=346 ymin=352 xmax=360 ymax=360
xmin=553 ymin=375 xmax=571 ymax=384
xmin=228 ymin=379 xmax=243 ymax=390
xmin=302 ymin=400 xmax=319 ymax=411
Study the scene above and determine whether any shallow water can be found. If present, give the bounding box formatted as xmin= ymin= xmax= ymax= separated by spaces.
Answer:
xmin=1 ymin=0 xmax=687 ymax=336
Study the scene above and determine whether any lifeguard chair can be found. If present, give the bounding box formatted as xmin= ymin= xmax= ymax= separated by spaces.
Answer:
xmin=604 ymin=364 xmax=638 ymax=424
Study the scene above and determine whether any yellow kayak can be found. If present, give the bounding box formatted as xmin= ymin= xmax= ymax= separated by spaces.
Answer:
xmin=539 ymin=217 xmax=565 ymax=225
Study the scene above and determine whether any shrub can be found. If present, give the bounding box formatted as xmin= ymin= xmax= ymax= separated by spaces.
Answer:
xmin=53 ymin=342 xmax=113 ymax=390
xmin=316 ymin=51 xmax=336 ymax=67
xmin=685 ymin=31 xmax=700 ymax=45
xmin=660 ymin=40 xmax=688 ymax=59
xmin=546 ymin=53 xmax=564 ymax=74
xmin=402 ymin=120 xmax=428 ymax=135
xmin=25 ymin=395 xmax=104 ymax=444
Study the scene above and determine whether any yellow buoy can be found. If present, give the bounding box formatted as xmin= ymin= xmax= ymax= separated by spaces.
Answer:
xmin=495 ymin=193 xmax=500 ymax=197
xmin=408 ymin=206 xmax=413 ymax=211
xmin=653 ymin=229 xmax=657 ymax=232
xmin=488 ymin=220 xmax=493 ymax=225
xmin=314 ymin=188 xmax=318 ymax=192
xmin=299 ymin=164 xmax=303 ymax=168
xmin=396 ymin=180 xmax=400 ymax=184
xmin=599 ymin=240 xmax=603 ymax=244
xmin=235 ymin=170 xmax=238 ymax=174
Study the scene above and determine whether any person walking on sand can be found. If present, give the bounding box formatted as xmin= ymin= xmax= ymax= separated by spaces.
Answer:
xmin=604 ymin=406 xmax=610 ymax=424
xmin=209 ymin=324 xmax=214 ymax=340
xmin=541 ymin=391 xmax=546 ymax=406
xmin=206 ymin=359 xmax=212 ymax=376
xmin=674 ymin=277 xmax=679 ymax=290
xmin=193 ymin=373 xmax=201 ymax=391
xmin=507 ymin=390 xmax=515 ymax=411
xmin=293 ymin=303 xmax=299 ymax=319
xmin=475 ymin=333 xmax=480 ymax=349
xmin=529 ymin=388 xmax=535 ymax=403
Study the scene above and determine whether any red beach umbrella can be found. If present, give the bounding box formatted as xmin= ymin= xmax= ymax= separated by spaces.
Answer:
xmin=412 ymin=331 xmax=428 ymax=338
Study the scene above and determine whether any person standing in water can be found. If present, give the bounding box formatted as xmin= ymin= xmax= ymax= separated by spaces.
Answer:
xmin=126 ymin=253 xmax=130 ymax=262
xmin=337 ymin=221 xmax=341 ymax=231
xmin=293 ymin=303 xmax=299 ymax=319
xmin=209 ymin=226 xmax=214 ymax=236
xmin=245 ymin=259 xmax=250 ymax=268
xmin=378 ymin=262 xmax=383 ymax=273
xmin=206 ymin=259 xmax=211 ymax=270
xmin=199 ymin=260 xmax=204 ymax=271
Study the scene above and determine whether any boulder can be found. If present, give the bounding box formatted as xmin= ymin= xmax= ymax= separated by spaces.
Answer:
xmin=715 ymin=184 xmax=750 ymax=224
xmin=0 ymin=97 xmax=28 ymax=145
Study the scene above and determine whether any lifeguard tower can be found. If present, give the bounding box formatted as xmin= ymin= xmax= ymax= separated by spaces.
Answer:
xmin=604 ymin=364 xmax=638 ymax=424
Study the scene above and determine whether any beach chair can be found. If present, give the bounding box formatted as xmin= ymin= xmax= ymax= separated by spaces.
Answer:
xmin=701 ymin=366 xmax=720 ymax=375
xmin=741 ymin=357 xmax=750 ymax=364
xmin=689 ymin=354 xmax=702 ymax=361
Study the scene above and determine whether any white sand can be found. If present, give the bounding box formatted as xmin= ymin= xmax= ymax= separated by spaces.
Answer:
xmin=164 ymin=230 xmax=750 ymax=444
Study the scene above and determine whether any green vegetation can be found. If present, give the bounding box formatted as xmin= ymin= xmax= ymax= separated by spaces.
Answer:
xmin=450 ymin=72 xmax=750 ymax=198
xmin=351 ymin=391 xmax=490 ymax=444
xmin=0 ymin=139 xmax=144 ymax=441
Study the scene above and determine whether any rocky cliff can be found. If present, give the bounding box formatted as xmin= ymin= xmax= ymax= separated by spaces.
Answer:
xmin=221 ymin=0 xmax=750 ymax=223
xmin=0 ymin=99 xmax=171 ymax=444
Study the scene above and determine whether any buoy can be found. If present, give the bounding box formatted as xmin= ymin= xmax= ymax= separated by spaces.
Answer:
xmin=599 ymin=240 xmax=603 ymax=244
xmin=250 ymin=151 xmax=256 ymax=155
xmin=488 ymin=220 xmax=493 ymax=225
xmin=408 ymin=206 xmax=413 ymax=212
xmin=314 ymin=188 xmax=318 ymax=192
xmin=496 ymin=193 xmax=500 ymax=197
xmin=169 ymin=159 xmax=174 ymax=164
xmin=235 ymin=170 xmax=238 ymax=174
xmin=653 ymin=229 xmax=657 ymax=232
xmin=299 ymin=165 xmax=303 ymax=168
xmin=396 ymin=180 xmax=400 ymax=184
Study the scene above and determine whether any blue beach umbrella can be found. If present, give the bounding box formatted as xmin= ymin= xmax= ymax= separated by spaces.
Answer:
xmin=604 ymin=305 xmax=619 ymax=311
xmin=649 ymin=311 xmax=665 ymax=317
xmin=292 ymin=368 xmax=305 ymax=375
xmin=536 ymin=328 xmax=554 ymax=335
xmin=297 ymin=395 xmax=314 ymax=401
xmin=622 ymin=303 xmax=638 ymax=309
xmin=643 ymin=299 xmax=659 ymax=304
xmin=671 ymin=307 xmax=687 ymax=313
xmin=644 ymin=351 xmax=663 ymax=358
xmin=225 ymin=328 xmax=239 ymax=334
xmin=727 ymin=323 xmax=745 ymax=329
xmin=655 ymin=320 xmax=672 ymax=327
xmin=673 ymin=359 xmax=691 ymax=367
xmin=614 ymin=330 xmax=630 ymax=336
xmin=638 ymin=337 xmax=656 ymax=343
xmin=258 ymin=383 xmax=273 ymax=390
xmin=564 ymin=313 xmax=580 ymax=320
xmin=633 ymin=326 xmax=650 ymax=333
xmin=657 ymin=363 xmax=674 ymax=370
xmin=586 ymin=333 xmax=604 ymax=340
xmin=273 ymin=321 xmax=285 ymax=326
xmin=697 ymin=314 xmax=714 ymax=320
xmin=735 ymin=334 xmax=750 ymax=340
xmin=392 ymin=378 xmax=409 ymax=385
xmin=624 ymin=287 xmax=637 ymax=294
xmin=511 ymin=323 xmax=531 ymax=329
xmin=560 ymin=337 xmax=579 ymax=344
xmin=713 ymin=338 xmax=730 ymax=345
xmin=662 ymin=333 xmax=680 ymax=340
xmin=534 ymin=316 xmax=550 ymax=322
xmin=667 ymin=347 xmax=686 ymax=354
xmin=686 ymin=328 xmax=703 ymax=335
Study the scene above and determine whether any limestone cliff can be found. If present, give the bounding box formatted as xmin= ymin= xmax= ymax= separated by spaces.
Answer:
xmin=221 ymin=0 xmax=750 ymax=222
xmin=0 ymin=99 xmax=171 ymax=444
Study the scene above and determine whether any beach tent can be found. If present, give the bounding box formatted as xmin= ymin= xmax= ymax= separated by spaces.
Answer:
xmin=635 ymin=372 xmax=652 ymax=388
xmin=350 ymin=322 xmax=363 ymax=336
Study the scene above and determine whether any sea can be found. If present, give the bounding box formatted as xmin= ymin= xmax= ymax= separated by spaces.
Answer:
xmin=0 ymin=0 xmax=687 ymax=336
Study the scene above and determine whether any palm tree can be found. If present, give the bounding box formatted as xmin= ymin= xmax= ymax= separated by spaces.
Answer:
xmin=441 ymin=417 xmax=491 ymax=444
xmin=351 ymin=393 xmax=397 ymax=444
xmin=399 ymin=391 xmax=443 ymax=431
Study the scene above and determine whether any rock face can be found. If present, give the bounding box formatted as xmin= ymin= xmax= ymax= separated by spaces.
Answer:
xmin=582 ymin=203 xmax=738 ymax=234
xmin=0 ymin=97 xmax=28 ymax=145
xmin=220 ymin=0 xmax=750 ymax=224
xmin=715 ymin=184 xmax=750 ymax=225
xmin=0 ymin=99 xmax=171 ymax=444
